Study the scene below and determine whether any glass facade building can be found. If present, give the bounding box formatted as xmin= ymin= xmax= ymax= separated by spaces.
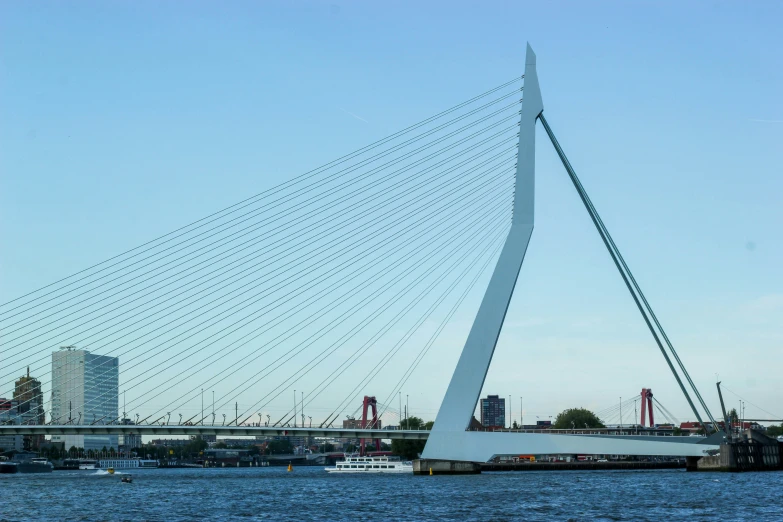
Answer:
xmin=51 ymin=347 xmax=119 ymax=451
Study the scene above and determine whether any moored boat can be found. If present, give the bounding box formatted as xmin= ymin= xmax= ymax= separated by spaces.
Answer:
xmin=0 ymin=457 xmax=18 ymax=474
xmin=79 ymin=459 xmax=97 ymax=470
xmin=325 ymin=454 xmax=412 ymax=474
xmin=97 ymin=458 xmax=158 ymax=469
xmin=17 ymin=457 xmax=54 ymax=473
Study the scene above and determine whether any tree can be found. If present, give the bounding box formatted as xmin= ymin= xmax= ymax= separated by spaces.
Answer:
xmin=184 ymin=437 xmax=209 ymax=456
xmin=512 ymin=420 xmax=520 ymax=429
xmin=392 ymin=416 xmax=429 ymax=459
xmin=266 ymin=439 xmax=292 ymax=454
xmin=400 ymin=417 xmax=424 ymax=430
xmin=245 ymin=445 xmax=260 ymax=456
xmin=766 ymin=424 xmax=783 ymax=438
xmin=214 ymin=442 xmax=228 ymax=449
xmin=728 ymin=408 xmax=739 ymax=425
xmin=391 ymin=438 xmax=425 ymax=460
xmin=553 ymin=408 xmax=604 ymax=430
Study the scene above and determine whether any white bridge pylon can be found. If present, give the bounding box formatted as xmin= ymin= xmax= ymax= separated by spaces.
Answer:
xmin=422 ymin=44 xmax=719 ymax=462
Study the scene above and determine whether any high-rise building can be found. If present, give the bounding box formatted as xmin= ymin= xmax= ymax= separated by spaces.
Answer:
xmin=50 ymin=347 xmax=119 ymax=451
xmin=480 ymin=395 xmax=505 ymax=429
xmin=14 ymin=367 xmax=45 ymax=449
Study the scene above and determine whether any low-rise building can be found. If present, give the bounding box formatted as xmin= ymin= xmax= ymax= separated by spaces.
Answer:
xmin=0 ymin=400 xmax=23 ymax=452
xmin=118 ymin=419 xmax=142 ymax=452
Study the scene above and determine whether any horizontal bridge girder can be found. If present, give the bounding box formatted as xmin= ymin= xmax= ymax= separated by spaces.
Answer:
xmin=0 ymin=425 xmax=720 ymax=458
xmin=0 ymin=425 xmax=429 ymax=440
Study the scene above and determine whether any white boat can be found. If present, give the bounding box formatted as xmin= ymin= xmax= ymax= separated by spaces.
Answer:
xmin=325 ymin=455 xmax=412 ymax=474
xmin=97 ymin=458 xmax=158 ymax=469
xmin=18 ymin=458 xmax=54 ymax=473
xmin=79 ymin=459 xmax=97 ymax=470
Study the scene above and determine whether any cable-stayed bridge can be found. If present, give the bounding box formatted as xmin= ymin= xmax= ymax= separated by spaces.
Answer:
xmin=0 ymin=45 xmax=722 ymax=462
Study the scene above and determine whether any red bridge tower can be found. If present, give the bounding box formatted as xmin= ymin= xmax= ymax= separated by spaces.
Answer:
xmin=640 ymin=388 xmax=654 ymax=427
xmin=360 ymin=396 xmax=381 ymax=456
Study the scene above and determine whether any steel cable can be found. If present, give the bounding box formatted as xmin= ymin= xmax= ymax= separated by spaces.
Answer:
xmin=0 ymin=77 xmax=522 ymax=312
xmin=34 ymin=175 xmax=512 ymax=424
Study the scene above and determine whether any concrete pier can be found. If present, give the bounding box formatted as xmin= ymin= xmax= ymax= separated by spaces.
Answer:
xmin=483 ymin=460 xmax=685 ymax=472
xmin=413 ymin=459 xmax=481 ymax=475
xmin=687 ymin=430 xmax=782 ymax=472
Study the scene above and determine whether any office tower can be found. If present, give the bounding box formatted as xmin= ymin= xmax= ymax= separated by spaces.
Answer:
xmin=51 ymin=347 xmax=119 ymax=451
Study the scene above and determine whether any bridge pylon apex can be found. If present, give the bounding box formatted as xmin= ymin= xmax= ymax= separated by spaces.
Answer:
xmin=422 ymin=44 xmax=542 ymax=461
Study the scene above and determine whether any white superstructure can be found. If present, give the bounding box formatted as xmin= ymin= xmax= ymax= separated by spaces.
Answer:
xmin=79 ymin=459 xmax=97 ymax=470
xmin=98 ymin=458 xmax=158 ymax=469
xmin=325 ymin=455 xmax=412 ymax=473
xmin=50 ymin=347 xmax=119 ymax=451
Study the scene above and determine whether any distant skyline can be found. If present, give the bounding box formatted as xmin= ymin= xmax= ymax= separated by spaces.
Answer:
xmin=1 ymin=1 xmax=781 ymax=426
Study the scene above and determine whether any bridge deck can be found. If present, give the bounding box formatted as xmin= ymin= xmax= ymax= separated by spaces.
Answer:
xmin=0 ymin=425 xmax=429 ymax=440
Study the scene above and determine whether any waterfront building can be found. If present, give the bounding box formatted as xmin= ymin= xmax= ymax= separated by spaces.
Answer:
xmin=149 ymin=438 xmax=190 ymax=447
xmin=14 ymin=368 xmax=45 ymax=449
xmin=342 ymin=418 xmax=382 ymax=448
xmin=50 ymin=347 xmax=119 ymax=451
xmin=0 ymin=400 xmax=24 ymax=452
xmin=118 ymin=418 xmax=142 ymax=452
xmin=480 ymin=395 xmax=505 ymax=429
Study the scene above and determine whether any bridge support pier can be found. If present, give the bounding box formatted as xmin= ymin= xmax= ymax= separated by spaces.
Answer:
xmin=413 ymin=459 xmax=481 ymax=475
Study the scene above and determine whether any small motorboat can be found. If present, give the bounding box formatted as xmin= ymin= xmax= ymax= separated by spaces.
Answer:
xmin=107 ymin=467 xmax=115 ymax=475
xmin=121 ymin=476 xmax=133 ymax=483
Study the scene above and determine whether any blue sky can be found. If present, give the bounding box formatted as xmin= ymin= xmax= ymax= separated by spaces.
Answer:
xmin=1 ymin=1 xmax=781 ymax=426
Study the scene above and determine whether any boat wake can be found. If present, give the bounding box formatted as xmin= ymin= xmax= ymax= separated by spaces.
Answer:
xmin=92 ymin=470 xmax=125 ymax=476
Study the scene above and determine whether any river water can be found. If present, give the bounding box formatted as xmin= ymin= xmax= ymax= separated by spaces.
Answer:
xmin=1 ymin=467 xmax=781 ymax=521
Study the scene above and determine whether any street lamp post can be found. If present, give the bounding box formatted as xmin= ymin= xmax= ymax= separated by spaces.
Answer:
xmin=398 ymin=392 xmax=402 ymax=430
xmin=634 ymin=400 xmax=638 ymax=434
